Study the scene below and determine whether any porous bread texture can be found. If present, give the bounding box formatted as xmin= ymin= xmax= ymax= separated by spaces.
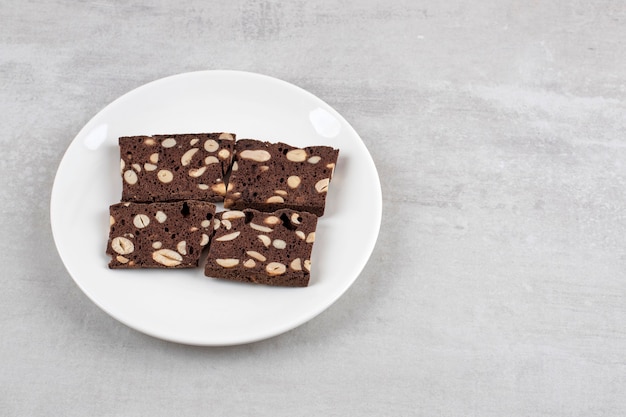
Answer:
xmin=119 ymin=133 xmax=235 ymax=203
xmin=204 ymin=209 xmax=317 ymax=287
xmin=107 ymin=200 xmax=216 ymax=268
xmin=224 ymin=139 xmax=338 ymax=216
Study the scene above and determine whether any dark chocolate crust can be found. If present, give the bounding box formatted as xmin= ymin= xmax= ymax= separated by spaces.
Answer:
xmin=204 ymin=209 xmax=318 ymax=287
xmin=224 ymin=139 xmax=339 ymax=216
xmin=107 ymin=201 xmax=216 ymax=269
xmin=119 ymin=133 xmax=235 ymax=203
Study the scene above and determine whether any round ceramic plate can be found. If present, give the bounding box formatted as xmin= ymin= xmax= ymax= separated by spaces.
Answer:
xmin=50 ymin=70 xmax=382 ymax=346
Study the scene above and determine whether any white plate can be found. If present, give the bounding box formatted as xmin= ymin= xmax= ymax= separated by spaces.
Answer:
xmin=50 ymin=70 xmax=382 ymax=346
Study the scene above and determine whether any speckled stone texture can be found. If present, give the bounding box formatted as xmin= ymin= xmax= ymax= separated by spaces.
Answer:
xmin=2 ymin=1 xmax=626 ymax=416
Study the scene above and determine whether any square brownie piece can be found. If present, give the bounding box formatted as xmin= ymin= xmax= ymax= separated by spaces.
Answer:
xmin=224 ymin=139 xmax=339 ymax=216
xmin=119 ymin=132 xmax=235 ymax=202
xmin=107 ymin=200 xmax=216 ymax=269
xmin=204 ymin=209 xmax=318 ymax=287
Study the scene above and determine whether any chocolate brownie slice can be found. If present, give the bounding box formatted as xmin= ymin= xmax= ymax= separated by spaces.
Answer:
xmin=119 ymin=132 xmax=235 ymax=202
xmin=204 ymin=209 xmax=318 ymax=286
xmin=223 ymin=139 xmax=339 ymax=216
xmin=107 ymin=200 xmax=216 ymax=269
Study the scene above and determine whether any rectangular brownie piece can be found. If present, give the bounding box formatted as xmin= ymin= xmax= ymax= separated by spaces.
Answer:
xmin=204 ymin=209 xmax=318 ymax=287
xmin=224 ymin=139 xmax=339 ymax=216
xmin=107 ymin=200 xmax=216 ymax=269
xmin=119 ymin=132 xmax=235 ymax=202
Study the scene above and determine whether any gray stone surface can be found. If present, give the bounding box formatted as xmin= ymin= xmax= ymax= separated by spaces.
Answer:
xmin=2 ymin=0 xmax=626 ymax=415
